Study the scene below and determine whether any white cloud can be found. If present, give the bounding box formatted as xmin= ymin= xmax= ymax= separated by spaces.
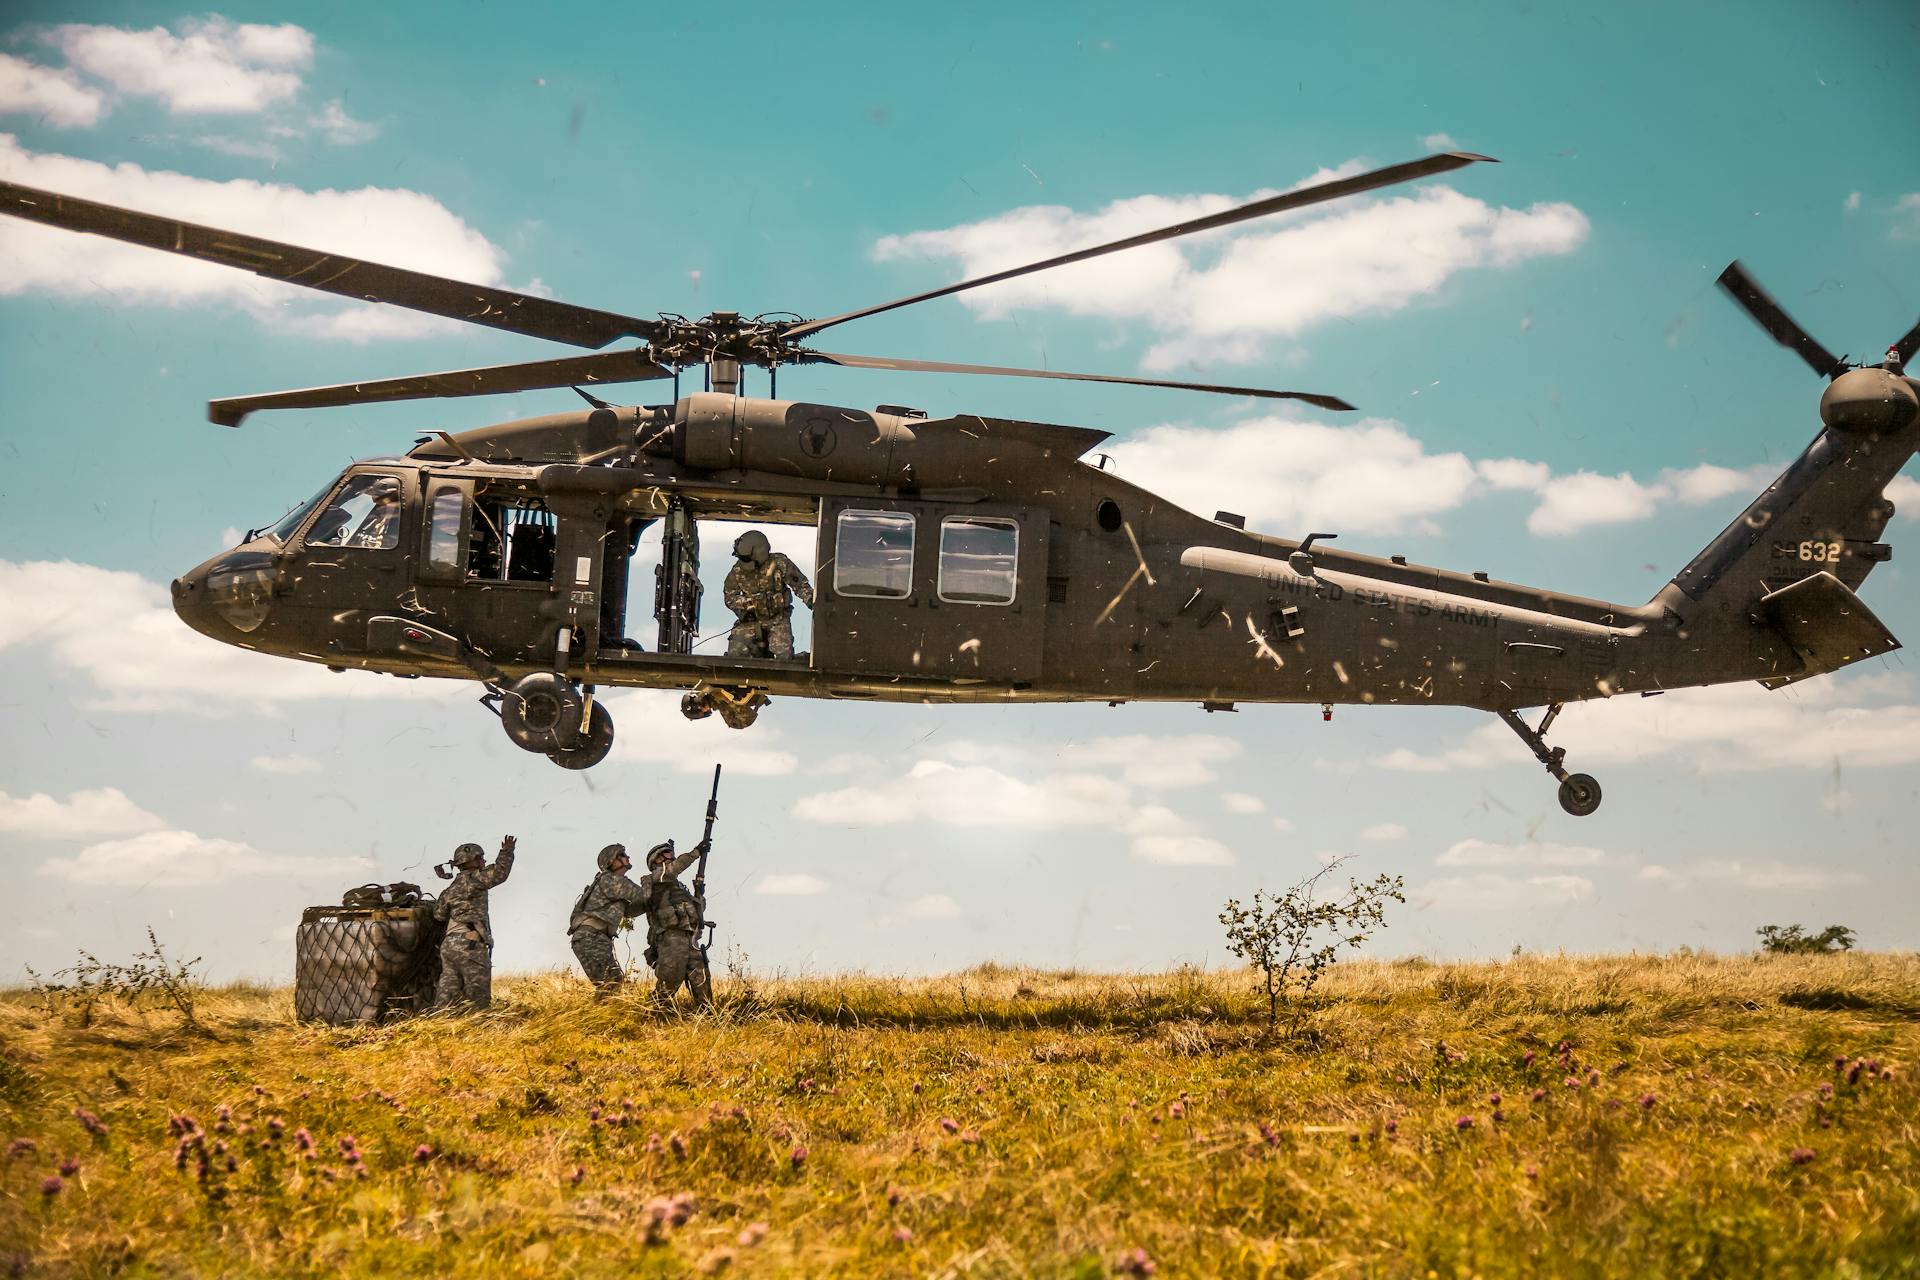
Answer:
xmin=1844 ymin=191 xmax=1861 ymax=212
xmin=1641 ymin=859 xmax=1863 ymax=891
xmin=602 ymin=690 xmax=799 ymax=776
xmin=1131 ymin=835 xmax=1234 ymax=866
xmin=1272 ymin=816 xmax=1295 ymax=833
xmin=755 ymin=873 xmax=829 ymax=896
xmin=0 ymin=559 xmax=458 ymax=713
xmin=1361 ymin=822 xmax=1408 ymax=841
xmin=873 ymin=164 xmax=1587 ymax=372
xmin=312 ymin=99 xmax=377 ymax=145
xmin=1222 ymin=792 xmax=1266 ymax=814
xmin=935 ymin=733 xmax=1240 ymax=789
xmin=0 ymin=136 xmax=507 ymax=341
xmin=41 ymin=828 xmax=373 ymax=888
xmin=1435 ymin=837 xmax=1605 ymax=867
xmin=1422 ymin=133 xmax=1461 ymax=151
xmin=1418 ymin=873 xmax=1594 ymax=911
xmin=0 ymin=788 xmax=165 ymax=838
xmin=250 ymin=754 xmax=323 ymax=776
xmin=1527 ymin=463 xmax=1777 ymax=535
xmin=1110 ymin=415 xmax=1487 ymax=536
xmin=49 ymin=17 xmax=313 ymax=115
xmin=0 ymin=52 xmax=106 ymax=127
xmin=792 ymin=757 xmax=1234 ymax=865
xmin=1887 ymin=474 xmax=1920 ymax=516
xmin=1376 ymin=677 xmax=1920 ymax=775
xmin=902 ymin=893 xmax=962 ymax=919
xmin=1894 ymin=194 xmax=1920 ymax=242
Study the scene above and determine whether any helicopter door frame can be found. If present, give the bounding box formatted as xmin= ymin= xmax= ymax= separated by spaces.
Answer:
xmin=417 ymin=475 xmax=474 ymax=585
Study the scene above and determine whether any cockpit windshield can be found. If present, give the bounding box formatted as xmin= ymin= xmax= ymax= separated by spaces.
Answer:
xmin=265 ymin=480 xmax=337 ymax=545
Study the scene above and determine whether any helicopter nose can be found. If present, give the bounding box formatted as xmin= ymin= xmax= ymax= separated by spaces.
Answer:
xmin=172 ymin=551 xmax=275 ymax=639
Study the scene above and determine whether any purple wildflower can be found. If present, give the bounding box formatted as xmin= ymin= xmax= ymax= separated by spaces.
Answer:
xmin=59 ymin=1158 xmax=80 ymax=1177
xmin=1168 ymin=1102 xmax=1184 ymax=1120
xmin=294 ymin=1127 xmax=314 ymax=1152
xmin=1384 ymin=1119 xmax=1397 ymax=1136
xmin=413 ymin=1144 xmax=434 ymax=1163
xmin=939 ymin=1118 xmax=959 ymax=1134
xmin=1639 ymin=1093 xmax=1656 ymax=1109
xmin=74 ymin=1109 xmax=108 ymax=1139
xmin=1523 ymin=1050 xmax=1536 ymax=1066
xmin=1116 ymin=1246 xmax=1157 ymax=1276
xmin=1455 ymin=1116 xmax=1474 ymax=1130
xmin=1491 ymin=1110 xmax=1506 ymax=1124
xmin=893 ymin=1225 xmax=914 ymax=1243
xmin=40 ymin=1175 xmax=62 ymax=1198
xmin=1531 ymin=1089 xmax=1547 ymax=1103
xmin=738 ymin=1222 xmax=769 ymax=1247
xmin=5 ymin=1139 xmax=34 ymax=1159
xmin=671 ymin=1133 xmax=688 ymax=1158
xmin=789 ymin=1145 xmax=808 ymax=1168
xmin=1525 ymin=1165 xmax=1539 ymax=1180
xmin=568 ymin=1166 xmax=584 ymax=1185
xmin=1790 ymin=1147 xmax=1816 ymax=1166
xmin=1489 ymin=1093 xmax=1502 ymax=1106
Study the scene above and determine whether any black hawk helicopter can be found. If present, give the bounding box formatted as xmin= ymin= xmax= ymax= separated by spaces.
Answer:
xmin=3 ymin=154 xmax=1916 ymax=812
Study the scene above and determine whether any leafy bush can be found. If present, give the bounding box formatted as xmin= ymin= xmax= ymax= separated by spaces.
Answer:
xmin=1758 ymin=924 xmax=1857 ymax=955
xmin=1220 ymin=858 xmax=1405 ymax=1032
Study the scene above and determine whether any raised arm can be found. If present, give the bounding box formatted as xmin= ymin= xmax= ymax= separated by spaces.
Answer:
xmin=480 ymin=834 xmax=517 ymax=887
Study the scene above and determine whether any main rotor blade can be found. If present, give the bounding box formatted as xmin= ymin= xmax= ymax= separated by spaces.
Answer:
xmin=1715 ymin=260 xmax=1846 ymax=379
xmin=208 ymin=348 xmax=673 ymax=427
xmin=0 ymin=180 xmax=662 ymax=349
xmin=797 ymin=349 xmax=1355 ymax=410
xmin=785 ymin=152 xmax=1497 ymax=342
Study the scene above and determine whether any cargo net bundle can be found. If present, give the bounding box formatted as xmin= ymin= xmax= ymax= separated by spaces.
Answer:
xmin=295 ymin=883 xmax=445 ymax=1025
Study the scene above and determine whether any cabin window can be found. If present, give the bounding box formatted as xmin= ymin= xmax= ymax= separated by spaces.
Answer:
xmin=267 ymin=482 xmax=333 ymax=545
xmin=426 ymin=488 xmax=465 ymax=574
xmin=468 ymin=493 xmax=557 ymax=583
xmin=306 ymin=474 xmax=403 ymax=550
xmin=834 ymin=509 xmax=914 ymax=599
xmin=937 ymin=516 xmax=1019 ymax=605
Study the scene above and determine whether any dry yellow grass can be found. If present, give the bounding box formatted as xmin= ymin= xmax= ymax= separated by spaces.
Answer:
xmin=3 ymin=953 xmax=1917 ymax=1277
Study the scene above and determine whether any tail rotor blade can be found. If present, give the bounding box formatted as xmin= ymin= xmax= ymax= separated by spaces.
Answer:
xmin=1891 ymin=317 xmax=1920 ymax=372
xmin=1716 ymin=260 xmax=1847 ymax=379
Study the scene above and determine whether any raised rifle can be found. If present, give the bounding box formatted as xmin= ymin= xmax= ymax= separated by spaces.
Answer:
xmin=694 ymin=763 xmax=721 ymax=971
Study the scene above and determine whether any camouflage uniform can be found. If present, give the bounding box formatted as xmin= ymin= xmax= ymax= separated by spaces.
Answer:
xmin=724 ymin=533 xmax=814 ymax=660
xmin=432 ymin=837 xmax=515 ymax=1010
xmin=645 ymin=847 xmax=713 ymax=1011
xmin=567 ymin=843 xmax=703 ymax=994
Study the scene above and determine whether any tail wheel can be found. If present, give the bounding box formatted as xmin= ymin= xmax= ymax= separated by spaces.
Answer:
xmin=500 ymin=672 xmax=584 ymax=753
xmin=1557 ymin=773 xmax=1603 ymax=817
xmin=549 ymin=701 xmax=614 ymax=770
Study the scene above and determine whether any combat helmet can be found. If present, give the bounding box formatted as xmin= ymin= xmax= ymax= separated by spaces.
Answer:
xmin=367 ymin=475 xmax=402 ymax=501
xmin=733 ymin=529 xmax=770 ymax=562
xmin=451 ymin=841 xmax=486 ymax=868
xmin=597 ymin=842 xmax=627 ymax=872
xmin=646 ymin=839 xmax=676 ymax=867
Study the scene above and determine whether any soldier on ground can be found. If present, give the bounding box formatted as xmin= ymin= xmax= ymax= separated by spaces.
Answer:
xmin=431 ymin=835 xmax=516 ymax=1010
xmin=724 ymin=529 xmax=814 ymax=660
xmin=644 ymin=839 xmax=714 ymax=1011
xmin=566 ymin=838 xmax=709 ymax=996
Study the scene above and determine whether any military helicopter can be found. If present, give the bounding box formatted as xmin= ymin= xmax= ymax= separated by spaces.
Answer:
xmin=3 ymin=155 xmax=1916 ymax=812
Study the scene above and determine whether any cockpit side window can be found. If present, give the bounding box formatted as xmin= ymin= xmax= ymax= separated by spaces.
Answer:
xmin=306 ymin=474 xmax=404 ymax=550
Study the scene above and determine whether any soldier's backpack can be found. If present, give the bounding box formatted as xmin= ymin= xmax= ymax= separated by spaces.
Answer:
xmin=294 ymin=885 xmax=444 ymax=1025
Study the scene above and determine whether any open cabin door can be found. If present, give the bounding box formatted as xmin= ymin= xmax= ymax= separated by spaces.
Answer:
xmin=812 ymin=497 xmax=1047 ymax=685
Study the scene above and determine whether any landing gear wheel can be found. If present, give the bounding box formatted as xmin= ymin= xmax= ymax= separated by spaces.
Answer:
xmin=500 ymin=671 xmax=584 ymax=754
xmin=1557 ymin=773 xmax=1602 ymax=817
xmin=549 ymin=701 xmax=614 ymax=770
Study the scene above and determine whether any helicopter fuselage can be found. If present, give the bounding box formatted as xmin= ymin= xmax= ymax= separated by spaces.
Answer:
xmin=173 ymin=388 xmax=1885 ymax=729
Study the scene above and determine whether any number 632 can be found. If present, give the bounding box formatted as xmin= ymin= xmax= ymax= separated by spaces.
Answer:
xmin=1798 ymin=540 xmax=1843 ymax=562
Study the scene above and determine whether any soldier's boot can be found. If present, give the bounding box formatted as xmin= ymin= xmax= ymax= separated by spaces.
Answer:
xmin=688 ymin=959 xmax=714 ymax=1012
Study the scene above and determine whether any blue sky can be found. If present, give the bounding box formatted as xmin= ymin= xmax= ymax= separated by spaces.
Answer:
xmin=2 ymin=2 xmax=1917 ymax=982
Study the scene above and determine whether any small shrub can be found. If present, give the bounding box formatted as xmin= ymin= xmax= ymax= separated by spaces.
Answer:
xmin=1220 ymin=859 xmax=1405 ymax=1033
xmin=1757 ymin=925 xmax=1856 ymax=955
xmin=27 ymin=928 xmax=206 ymax=1032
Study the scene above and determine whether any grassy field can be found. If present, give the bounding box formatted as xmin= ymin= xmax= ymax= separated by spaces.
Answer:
xmin=2 ymin=954 xmax=1917 ymax=1278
